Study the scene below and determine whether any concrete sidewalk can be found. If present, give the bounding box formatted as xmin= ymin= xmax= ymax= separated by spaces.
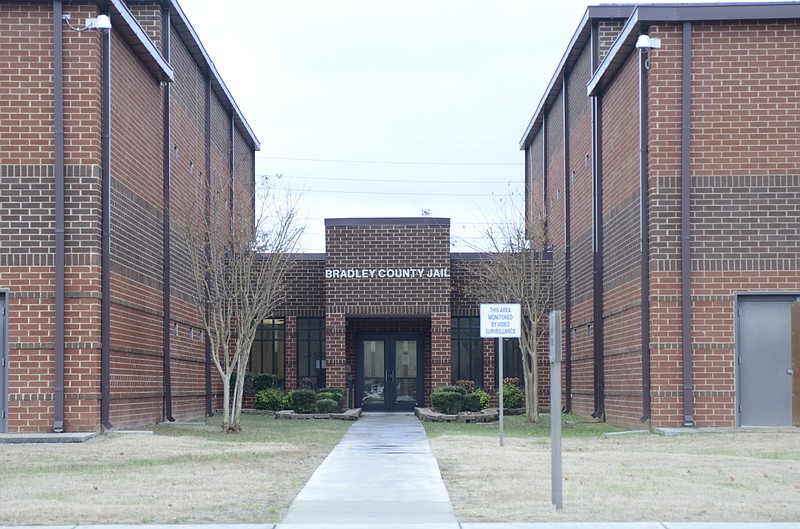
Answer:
xmin=275 ymin=411 xmax=459 ymax=529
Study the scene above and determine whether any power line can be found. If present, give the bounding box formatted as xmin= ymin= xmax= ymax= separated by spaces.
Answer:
xmin=260 ymin=135 xmax=516 ymax=145
xmin=258 ymin=155 xmax=520 ymax=166
xmin=271 ymin=174 xmax=520 ymax=185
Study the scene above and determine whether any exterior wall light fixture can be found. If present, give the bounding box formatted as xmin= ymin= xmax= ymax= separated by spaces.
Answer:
xmin=63 ymin=13 xmax=112 ymax=32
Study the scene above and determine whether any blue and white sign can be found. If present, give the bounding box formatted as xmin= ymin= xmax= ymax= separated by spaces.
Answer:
xmin=479 ymin=303 xmax=521 ymax=338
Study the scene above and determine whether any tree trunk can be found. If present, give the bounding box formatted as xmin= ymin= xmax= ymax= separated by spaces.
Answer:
xmin=521 ymin=342 xmax=539 ymax=422
xmin=221 ymin=374 xmax=231 ymax=432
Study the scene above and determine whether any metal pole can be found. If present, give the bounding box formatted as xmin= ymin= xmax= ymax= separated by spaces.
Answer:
xmin=550 ymin=311 xmax=563 ymax=510
xmin=498 ymin=338 xmax=504 ymax=447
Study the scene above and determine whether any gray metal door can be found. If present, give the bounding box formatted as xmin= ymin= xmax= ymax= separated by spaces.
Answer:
xmin=738 ymin=296 xmax=795 ymax=426
xmin=1 ymin=290 xmax=7 ymax=433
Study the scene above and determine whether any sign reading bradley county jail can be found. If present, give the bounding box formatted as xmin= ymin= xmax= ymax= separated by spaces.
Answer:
xmin=325 ymin=267 xmax=450 ymax=279
xmin=480 ymin=303 xmax=521 ymax=338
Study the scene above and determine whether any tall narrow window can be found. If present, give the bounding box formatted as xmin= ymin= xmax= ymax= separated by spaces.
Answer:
xmin=250 ymin=318 xmax=285 ymax=382
xmin=451 ymin=316 xmax=483 ymax=387
xmin=297 ymin=318 xmax=325 ymax=389
xmin=497 ymin=337 xmax=524 ymax=386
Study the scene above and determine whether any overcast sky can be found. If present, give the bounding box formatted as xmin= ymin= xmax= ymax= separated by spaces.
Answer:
xmin=176 ymin=0 xmax=746 ymax=253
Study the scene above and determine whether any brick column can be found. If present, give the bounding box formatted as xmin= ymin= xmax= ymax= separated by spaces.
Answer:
xmin=429 ymin=310 xmax=451 ymax=404
xmin=325 ymin=312 xmax=347 ymax=389
xmin=284 ymin=316 xmax=297 ymax=391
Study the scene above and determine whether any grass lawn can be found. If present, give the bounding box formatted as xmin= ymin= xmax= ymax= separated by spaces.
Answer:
xmin=0 ymin=413 xmax=350 ymax=525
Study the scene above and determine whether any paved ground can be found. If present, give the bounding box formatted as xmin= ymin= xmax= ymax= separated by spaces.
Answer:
xmin=276 ymin=412 xmax=458 ymax=529
xmin=3 ymin=412 xmax=800 ymax=528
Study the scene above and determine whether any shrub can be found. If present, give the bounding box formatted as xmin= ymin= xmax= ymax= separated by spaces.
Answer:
xmin=473 ymin=389 xmax=490 ymax=410
xmin=503 ymin=377 xmax=521 ymax=387
xmin=435 ymin=385 xmax=467 ymax=395
xmin=502 ymin=384 xmax=524 ymax=409
xmin=319 ymin=387 xmax=344 ymax=398
xmin=316 ymin=398 xmax=340 ymax=414
xmin=431 ymin=390 xmax=464 ymax=415
xmin=288 ymin=389 xmax=317 ymax=413
xmin=455 ymin=380 xmax=476 ymax=393
xmin=251 ymin=373 xmax=278 ymax=392
xmin=317 ymin=391 xmax=343 ymax=408
xmin=254 ymin=388 xmax=285 ymax=411
xmin=462 ymin=392 xmax=482 ymax=412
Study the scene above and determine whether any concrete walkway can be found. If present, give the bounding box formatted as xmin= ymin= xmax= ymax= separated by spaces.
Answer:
xmin=275 ymin=412 xmax=459 ymax=529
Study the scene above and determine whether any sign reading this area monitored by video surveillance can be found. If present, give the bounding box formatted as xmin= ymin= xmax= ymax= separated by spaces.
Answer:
xmin=479 ymin=303 xmax=521 ymax=338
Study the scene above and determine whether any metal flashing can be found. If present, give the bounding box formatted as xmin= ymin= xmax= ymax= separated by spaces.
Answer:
xmin=167 ymin=0 xmax=260 ymax=151
xmin=325 ymin=217 xmax=451 ymax=227
xmin=519 ymin=5 xmax=635 ymax=150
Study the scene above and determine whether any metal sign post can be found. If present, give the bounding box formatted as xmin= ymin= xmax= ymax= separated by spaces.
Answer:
xmin=549 ymin=310 xmax=563 ymax=511
xmin=480 ymin=303 xmax=521 ymax=448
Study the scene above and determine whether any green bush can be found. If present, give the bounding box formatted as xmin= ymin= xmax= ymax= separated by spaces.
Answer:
xmin=435 ymin=385 xmax=467 ymax=395
xmin=254 ymin=388 xmax=284 ymax=411
xmin=251 ymin=373 xmax=278 ymax=392
xmin=473 ymin=389 xmax=490 ymax=410
xmin=317 ymin=391 xmax=343 ymax=407
xmin=502 ymin=384 xmax=524 ymax=409
xmin=315 ymin=398 xmax=340 ymax=414
xmin=455 ymin=380 xmax=476 ymax=393
xmin=462 ymin=392 xmax=482 ymax=412
xmin=288 ymin=389 xmax=317 ymax=413
xmin=431 ymin=390 xmax=464 ymax=415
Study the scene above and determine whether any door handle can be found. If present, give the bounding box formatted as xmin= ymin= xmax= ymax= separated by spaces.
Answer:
xmin=788 ymin=369 xmax=794 ymax=375
xmin=386 ymin=370 xmax=395 ymax=382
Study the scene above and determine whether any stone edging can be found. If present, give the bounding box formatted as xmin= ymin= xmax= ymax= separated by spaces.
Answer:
xmin=273 ymin=408 xmax=362 ymax=421
xmin=415 ymin=407 xmax=499 ymax=423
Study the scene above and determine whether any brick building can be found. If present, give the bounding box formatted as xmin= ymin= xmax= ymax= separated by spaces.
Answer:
xmin=254 ymin=218 xmax=526 ymax=412
xmin=521 ymin=2 xmax=800 ymax=428
xmin=0 ymin=1 xmax=258 ymax=432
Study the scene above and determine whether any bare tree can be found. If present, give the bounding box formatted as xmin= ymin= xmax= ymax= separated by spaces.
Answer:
xmin=183 ymin=176 xmax=303 ymax=432
xmin=466 ymin=201 xmax=554 ymax=422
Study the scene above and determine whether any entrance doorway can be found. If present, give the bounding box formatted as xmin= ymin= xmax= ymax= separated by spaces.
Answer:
xmin=737 ymin=295 xmax=799 ymax=426
xmin=357 ymin=334 xmax=423 ymax=412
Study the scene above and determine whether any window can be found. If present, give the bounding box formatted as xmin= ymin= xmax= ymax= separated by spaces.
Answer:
xmin=497 ymin=338 xmax=524 ymax=386
xmin=297 ymin=318 xmax=325 ymax=389
xmin=251 ymin=318 xmax=285 ymax=381
xmin=451 ymin=317 xmax=483 ymax=387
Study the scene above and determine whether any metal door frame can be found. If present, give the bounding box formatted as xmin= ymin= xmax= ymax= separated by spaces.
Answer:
xmin=1 ymin=289 xmax=8 ymax=433
xmin=735 ymin=292 xmax=800 ymax=426
xmin=356 ymin=333 xmax=424 ymax=412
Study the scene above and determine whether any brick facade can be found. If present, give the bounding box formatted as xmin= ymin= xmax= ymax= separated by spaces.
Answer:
xmin=0 ymin=1 xmax=258 ymax=432
xmin=521 ymin=4 xmax=800 ymax=428
xmin=272 ymin=218 xmax=522 ymax=410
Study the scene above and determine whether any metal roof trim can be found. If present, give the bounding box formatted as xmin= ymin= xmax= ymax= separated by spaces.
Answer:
xmin=587 ymin=2 xmax=800 ymax=97
xmin=108 ymin=0 xmax=174 ymax=82
xmin=519 ymin=5 xmax=637 ymax=150
xmin=168 ymin=0 xmax=260 ymax=151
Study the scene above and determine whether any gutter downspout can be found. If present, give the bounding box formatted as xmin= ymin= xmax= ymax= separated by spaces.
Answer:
xmin=100 ymin=11 xmax=113 ymax=431
xmin=53 ymin=0 xmax=65 ymax=434
xmin=681 ymin=22 xmax=694 ymax=427
xmin=639 ymin=34 xmax=652 ymax=423
xmin=162 ymin=5 xmax=174 ymax=422
xmin=562 ymin=77 xmax=572 ymax=414
xmin=590 ymin=21 xmax=605 ymax=419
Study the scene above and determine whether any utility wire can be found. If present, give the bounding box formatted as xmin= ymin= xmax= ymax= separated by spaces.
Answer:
xmin=259 ymin=155 xmax=520 ymax=166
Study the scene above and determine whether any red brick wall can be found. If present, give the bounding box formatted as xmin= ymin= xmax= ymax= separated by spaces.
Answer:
xmin=598 ymin=47 xmax=644 ymax=428
xmin=0 ymin=3 xmax=253 ymax=431
xmin=647 ymin=22 xmax=800 ymax=426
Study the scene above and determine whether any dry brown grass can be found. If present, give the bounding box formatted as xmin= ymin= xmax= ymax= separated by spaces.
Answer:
xmin=429 ymin=429 xmax=800 ymax=523
xmin=0 ymin=415 xmax=349 ymax=525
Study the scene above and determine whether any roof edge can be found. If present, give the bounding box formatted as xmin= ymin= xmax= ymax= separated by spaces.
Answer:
xmin=168 ymin=0 xmax=260 ymax=151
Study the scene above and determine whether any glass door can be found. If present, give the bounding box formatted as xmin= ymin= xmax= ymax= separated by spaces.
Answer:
xmin=358 ymin=334 xmax=423 ymax=412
